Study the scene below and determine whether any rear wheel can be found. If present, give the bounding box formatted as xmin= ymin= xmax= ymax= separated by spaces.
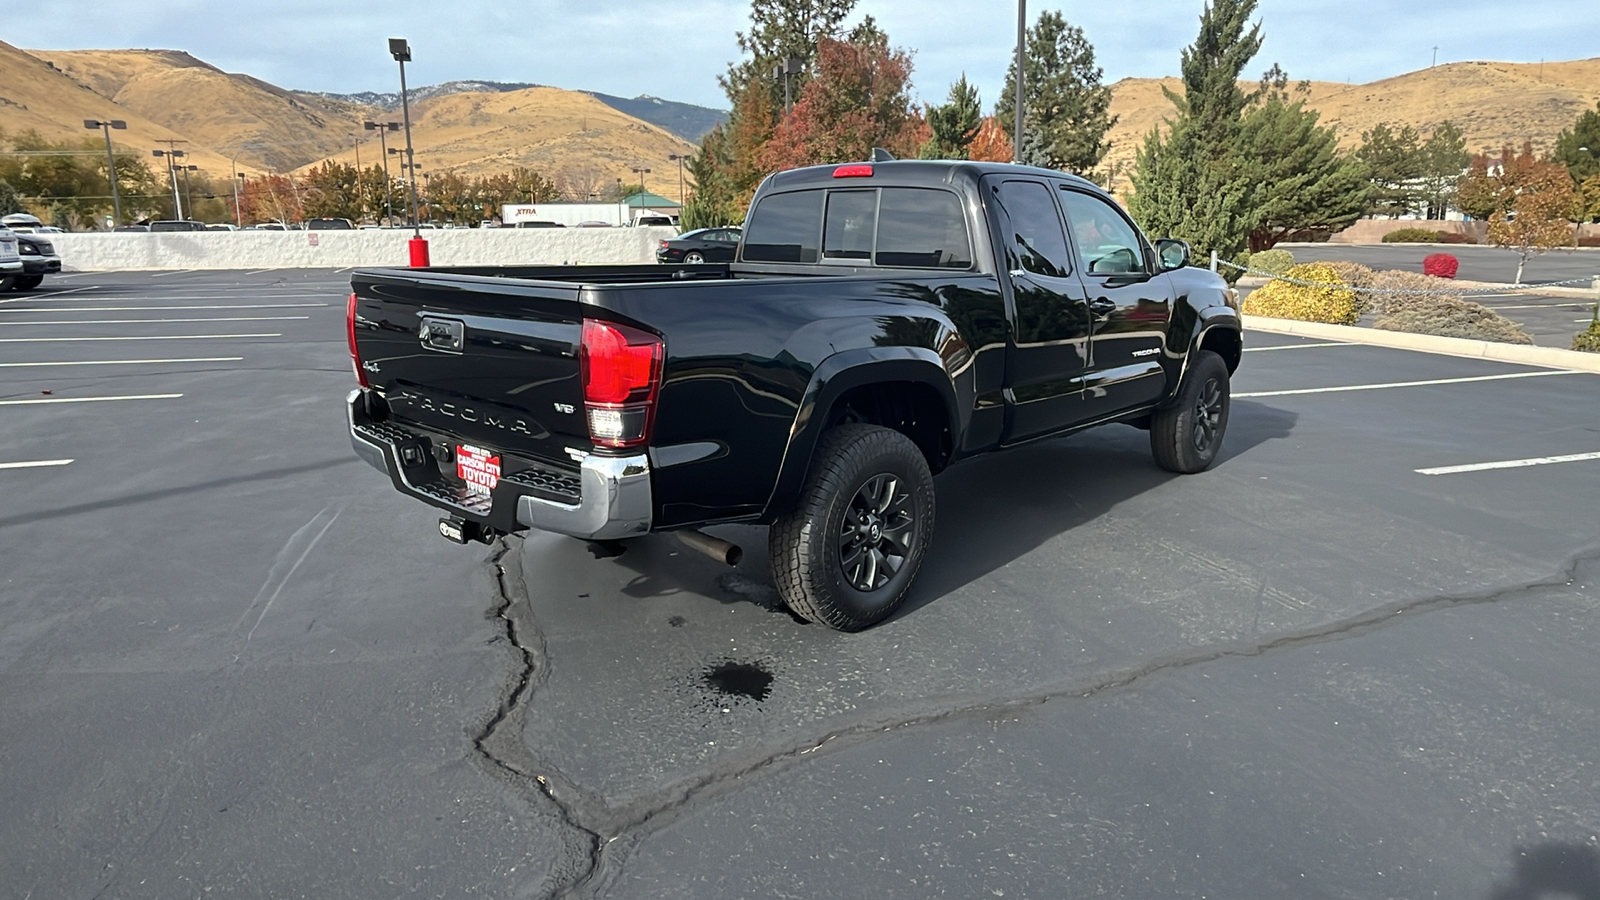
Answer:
xmin=684 ymin=251 xmax=706 ymax=264
xmin=12 ymin=275 xmax=42 ymax=291
xmin=769 ymin=424 xmax=935 ymax=631
xmin=0 ymin=275 xmax=14 ymax=292
xmin=1150 ymin=350 xmax=1230 ymax=473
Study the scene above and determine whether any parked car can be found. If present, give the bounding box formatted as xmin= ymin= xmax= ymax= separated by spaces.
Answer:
xmin=632 ymin=214 xmax=676 ymax=227
xmin=10 ymin=231 xmax=61 ymax=290
xmin=246 ymin=223 xmax=287 ymax=231
xmin=0 ymin=229 xmax=21 ymax=290
xmin=1 ymin=213 xmax=44 ymax=233
xmin=306 ymin=217 xmax=355 ymax=230
xmin=574 ymin=221 xmax=613 ymax=228
xmin=513 ymin=220 xmax=566 ymax=228
xmin=149 ymin=220 xmax=207 ymax=232
xmin=113 ymin=224 xmax=149 ymax=233
xmin=345 ymin=158 xmax=1242 ymax=630
xmin=656 ymin=227 xmax=742 ymax=264
xmin=205 ymin=223 xmax=239 ymax=232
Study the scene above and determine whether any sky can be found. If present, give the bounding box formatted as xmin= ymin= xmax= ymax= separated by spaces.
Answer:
xmin=9 ymin=0 xmax=1599 ymax=112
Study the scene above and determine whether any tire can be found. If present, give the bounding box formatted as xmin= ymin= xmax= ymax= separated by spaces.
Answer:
xmin=684 ymin=251 xmax=706 ymax=264
xmin=12 ymin=275 xmax=42 ymax=291
xmin=0 ymin=275 xmax=14 ymax=292
xmin=769 ymin=424 xmax=935 ymax=631
xmin=1150 ymin=349 xmax=1230 ymax=474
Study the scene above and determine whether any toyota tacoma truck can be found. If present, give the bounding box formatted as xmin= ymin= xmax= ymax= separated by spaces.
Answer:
xmin=346 ymin=158 xmax=1242 ymax=630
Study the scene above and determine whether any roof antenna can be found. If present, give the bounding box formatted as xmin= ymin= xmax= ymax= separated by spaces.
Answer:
xmin=869 ymin=148 xmax=896 ymax=162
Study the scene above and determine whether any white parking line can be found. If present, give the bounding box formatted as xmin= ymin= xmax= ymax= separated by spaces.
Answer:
xmin=3 ymin=316 xmax=309 ymax=325
xmin=1235 ymin=370 xmax=1581 ymax=398
xmin=0 ymin=458 xmax=74 ymax=470
xmin=1242 ymin=342 xmax=1352 ymax=352
xmin=148 ymin=269 xmax=199 ymax=278
xmin=0 ymin=303 xmax=327 ymax=312
xmin=1417 ymin=451 xmax=1600 ymax=476
xmin=0 ymin=357 xmax=242 ymax=367
xmin=0 ymin=394 xmax=182 ymax=406
xmin=1481 ymin=303 xmax=1588 ymax=310
xmin=0 ymin=333 xmax=280 ymax=343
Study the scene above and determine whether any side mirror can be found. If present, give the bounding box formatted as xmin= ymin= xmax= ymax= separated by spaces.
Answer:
xmin=1154 ymin=238 xmax=1191 ymax=272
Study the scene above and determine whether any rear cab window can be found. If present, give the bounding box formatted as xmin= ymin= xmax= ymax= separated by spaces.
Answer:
xmin=742 ymin=186 xmax=972 ymax=269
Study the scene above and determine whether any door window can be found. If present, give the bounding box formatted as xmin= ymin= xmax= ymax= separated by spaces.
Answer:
xmin=1059 ymin=189 xmax=1146 ymax=276
xmin=994 ymin=181 xmax=1072 ymax=278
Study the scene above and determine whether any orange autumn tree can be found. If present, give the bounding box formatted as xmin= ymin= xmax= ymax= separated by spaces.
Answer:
xmin=1461 ymin=142 xmax=1579 ymax=283
xmin=967 ymin=117 xmax=1016 ymax=162
xmin=759 ymin=23 xmax=925 ymax=171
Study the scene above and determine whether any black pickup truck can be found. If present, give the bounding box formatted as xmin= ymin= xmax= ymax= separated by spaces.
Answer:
xmin=347 ymin=159 xmax=1242 ymax=630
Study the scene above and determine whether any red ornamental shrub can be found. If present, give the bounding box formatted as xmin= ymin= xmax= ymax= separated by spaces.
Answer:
xmin=1423 ymin=253 xmax=1459 ymax=279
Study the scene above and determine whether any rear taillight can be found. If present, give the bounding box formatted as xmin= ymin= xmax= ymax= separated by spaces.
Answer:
xmin=347 ymin=292 xmax=368 ymax=388
xmin=659 ymin=240 xmax=670 ymax=250
xmin=580 ymin=318 xmax=663 ymax=449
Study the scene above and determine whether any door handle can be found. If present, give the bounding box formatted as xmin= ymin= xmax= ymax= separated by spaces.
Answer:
xmin=1089 ymin=297 xmax=1117 ymax=316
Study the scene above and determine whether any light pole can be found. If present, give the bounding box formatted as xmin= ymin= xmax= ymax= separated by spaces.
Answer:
xmin=365 ymin=121 xmax=401 ymax=224
xmin=772 ymin=55 xmax=803 ymax=114
xmin=389 ymin=39 xmax=423 ymax=238
xmin=668 ymin=153 xmax=690 ymax=206
xmin=151 ymin=147 xmax=187 ymax=218
xmin=179 ymin=164 xmax=198 ymax=220
xmin=84 ymin=119 xmax=127 ymax=226
xmin=1013 ymin=0 xmax=1026 ymax=164
xmin=233 ymin=172 xmax=245 ymax=227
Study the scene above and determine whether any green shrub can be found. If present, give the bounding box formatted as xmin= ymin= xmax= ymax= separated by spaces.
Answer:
xmin=1249 ymin=248 xmax=1295 ymax=276
xmin=1374 ymin=296 xmax=1533 ymax=344
xmin=1382 ymin=227 xmax=1451 ymax=243
xmin=1574 ymin=312 xmax=1600 ymax=352
xmin=1241 ymin=263 xmax=1361 ymax=325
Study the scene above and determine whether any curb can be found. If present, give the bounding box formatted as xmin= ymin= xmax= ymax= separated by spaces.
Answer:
xmin=1242 ymin=315 xmax=1600 ymax=375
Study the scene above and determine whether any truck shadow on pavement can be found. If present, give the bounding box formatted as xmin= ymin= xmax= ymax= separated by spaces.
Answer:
xmin=1485 ymin=843 xmax=1600 ymax=900
xmin=898 ymin=399 xmax=1297 ymax=619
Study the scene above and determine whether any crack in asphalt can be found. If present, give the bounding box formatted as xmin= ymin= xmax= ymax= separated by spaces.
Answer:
xmin=476 ymin=538 xmax=1600 ymax=899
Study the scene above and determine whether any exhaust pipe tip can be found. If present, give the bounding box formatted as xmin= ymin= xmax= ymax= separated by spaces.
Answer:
xmin=676 ymin=528 xmax=742 ymax=566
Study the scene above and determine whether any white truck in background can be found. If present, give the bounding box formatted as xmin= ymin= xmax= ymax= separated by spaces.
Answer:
xmin=500 ymin=202 xmax=627 ymax=228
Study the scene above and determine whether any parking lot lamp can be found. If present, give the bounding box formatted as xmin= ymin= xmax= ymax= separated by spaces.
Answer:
xmin=84 ymin=119 xmax=126 ymax=226
xmin=180 ymin=164 xmax=199 ymax=220
xmin=365 ymin=121 xmax=401 ymax=224
xmin=151 ymin=149 xmax=186 ymax=218
xmin=668 ymin=153 xmax=690 ymax=205
xmin=1013 ymin=0 xmax=1026 ymax=164
xmin=389 ymin=39 xmax=423 ymax=237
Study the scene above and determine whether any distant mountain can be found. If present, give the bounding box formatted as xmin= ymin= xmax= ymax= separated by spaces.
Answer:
xmin=582 ymin=93 xmax=726 ymax=143
xmin=308 ymin=80 xmax=544 ymax=110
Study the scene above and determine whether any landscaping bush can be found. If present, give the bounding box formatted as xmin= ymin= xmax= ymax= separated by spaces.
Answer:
xmin=1240 ymin=263 xmax=1361 ymax=325
xmin=1382 ymin=227 xmax=1471 ymax=244
xmin=1324 ymin=260 xmax=1376 ymax=291
xmin=1248 ymin=248 xmax=1295 ymax=276
xmin=1422 ymin=253 xmax=1459 ymax=278
xmin=1364 ymin=269 xmax=1455 ymax=314
xmin=1574 ymin=311 xmax=1600 ymax=353
xmin=1374 ymin=295 xmax=1533 ymax=344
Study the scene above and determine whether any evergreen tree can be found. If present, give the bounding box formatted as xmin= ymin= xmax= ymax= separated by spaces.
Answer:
xmin=1418 ymin=122 xmax=1469 ymax=219
xmin=995 ymin=11 xmax=1116 ymax=174
xmin=1355 ymin=123 xmax=1425 ymax=217
xmin=1127 ymin=0 xmax=1263 ymax=270
xmin=720 ymin=0 xmax=856 ymax=110
xmin=1238 ymin=67 xmax=1370 ymax=249
xmin=921 ymin=75 xmax=982 ymax=160
xmin=1552 ymin=102 xmax=1600 ymax=183
xmin=0 ymin=179 xmax=20 ymax=216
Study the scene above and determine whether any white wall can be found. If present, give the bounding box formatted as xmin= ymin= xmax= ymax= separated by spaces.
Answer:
xmin=49 ymin=227 xmax=678 ymax=271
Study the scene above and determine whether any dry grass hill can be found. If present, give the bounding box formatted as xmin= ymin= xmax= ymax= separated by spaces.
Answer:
xmin=1103 ymin=58 xmax=1600 ymax=195
xmin=305 ymin=86 xmax=697 ymax=191
xmin=0 ymin=40 xmax=235 ymax=173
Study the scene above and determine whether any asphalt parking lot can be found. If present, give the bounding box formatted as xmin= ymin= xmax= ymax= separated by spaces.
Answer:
xmin=3 ymin=269 xmax=1598 ymax=899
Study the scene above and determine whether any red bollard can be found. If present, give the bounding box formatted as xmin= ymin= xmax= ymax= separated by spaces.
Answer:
xmin=408 ymin=237 xmax=431 ymax=267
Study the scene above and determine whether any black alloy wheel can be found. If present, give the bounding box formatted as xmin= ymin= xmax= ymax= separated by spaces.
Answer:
xmin=770 ymin=424 xmax=935 ymax=631
xmin=1150 ymin=349 xmax=1230 ymax=474
xmin=838 ymin=473 xmax=917 ymax=592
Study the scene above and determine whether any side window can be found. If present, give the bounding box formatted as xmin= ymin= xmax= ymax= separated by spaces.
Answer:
xmin=1059 ymin=189 xmax=1147 ymax=276
xmin=823 ymin=190 xmax=877 ymax=261
xmin=743 ymin=192 xmax=822 ymax=263
xmin=875 ymin=188 xmax=972 ymax=268
xmin=993 ymin=180 xmax=1072 ymax=278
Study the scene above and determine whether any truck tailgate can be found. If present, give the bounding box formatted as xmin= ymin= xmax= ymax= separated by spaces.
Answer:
xmin=351 ymin=270 xmax=590 ymax=471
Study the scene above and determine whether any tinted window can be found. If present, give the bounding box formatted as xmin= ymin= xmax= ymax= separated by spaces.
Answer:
xmin=1059 ymin=189 xmax=1146 ymax=275
xmin=994 ymin=181 xmax=1071 ymax=278
xmin=823 ymin=191 xmax=876 ymax=260
xmin=876 ymin=188 xmax=971 ymax=268
xmin=743 ymin=191 xmax=822 ymax=263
